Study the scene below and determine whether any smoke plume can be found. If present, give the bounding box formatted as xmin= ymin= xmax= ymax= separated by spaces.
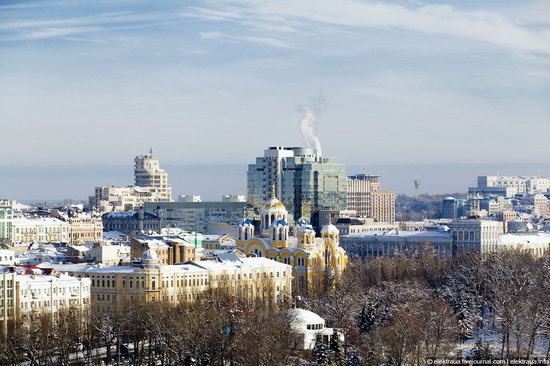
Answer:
xmin=298 ymin=95 xmax=326 ymax=156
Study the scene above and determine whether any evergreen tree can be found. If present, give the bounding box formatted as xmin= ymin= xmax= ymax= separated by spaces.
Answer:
xmin=346 ymin=346 xmax=361 ymax=366
xmin=358 ymin=301 xmax=377 ymax=333
xmin=313 ymin=343 xmax=330 ymax=365
xmin=329 ymin=329 xmax=345 ymax=366
xmin=471 ymin=338 xmax=492 ymax=360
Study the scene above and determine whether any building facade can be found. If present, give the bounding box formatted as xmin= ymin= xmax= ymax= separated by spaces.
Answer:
xmin=144 ymin=201 xmax=247 ymax=234
xmin=47 ymin=251 xmax=291 ymax=311
xmin=0 ymin=267 xmax=91 ymax=331
xmin=347 ymin=174 xmax=396 ymax=223
xmin=247 ymin=147 xmax=348 ymax=224
xmin=341 ymin=229 xmax=453 ymax=258
xmin=102 ymin=210 xmax=161 ymax=235
xmin=472 ymin=176 xmax=550 ymax=197
xmin=11 ymin=217 xmax=70 ymax=244
xmin=134 ymin=149 xmax=172 ymax=201
xmin=0 ymin=200 xmax=14 ymax=242
xmin=450 ymin=219 xmax=502 ymax=254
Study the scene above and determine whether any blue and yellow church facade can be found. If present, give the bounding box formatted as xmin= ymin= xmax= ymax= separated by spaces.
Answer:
xmin=236 ymin=194 xmax=348 ymax=293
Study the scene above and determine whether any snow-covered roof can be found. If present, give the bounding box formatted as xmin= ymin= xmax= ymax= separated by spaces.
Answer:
xmin=284 ymin=308 xmax=325 ymax=325
xmin=498 ymin=232 xmax=550 ymax=247
xmin=343 ymin=230 xmax=452 ymax=242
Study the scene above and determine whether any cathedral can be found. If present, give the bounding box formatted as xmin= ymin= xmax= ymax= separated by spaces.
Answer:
xmin=236 ymin=193 xmax=348 ymax=292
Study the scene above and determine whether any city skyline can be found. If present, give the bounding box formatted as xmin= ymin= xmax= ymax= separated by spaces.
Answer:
xmin=1 ymin=0 xmax=549 ymax=168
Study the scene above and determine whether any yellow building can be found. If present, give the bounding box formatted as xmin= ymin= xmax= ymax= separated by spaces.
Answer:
xmin=237 ymin=194 xmax=348 ymax=293
xmin=47 ymin=250 xmax=292 ymax=311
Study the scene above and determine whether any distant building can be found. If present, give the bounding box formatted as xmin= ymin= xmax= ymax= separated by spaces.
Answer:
xmin=90 ymin=185 xmax=165 ymax=212
xmin=450 ymin=219 xmax=502 ymax=254
xmin=134 ymin=149 xmax=172 ymax=201
xmin=222 ymin=195 xmax=246 ymax=202
xmin=144 ymin=201 xmax=247 ymax=234
xmin=178 ymin=195 xmax=202 ymax=202
xmin=90 ymin=151 xmax=172 ymax=212
xmin=0 ymin=200 xmax=14 ymax=242
xmin=318 ymin=209 xmax=398 ymax=236
xmin=84 ymin=243 xmax=131 ymax=265
xmin=130 ymin=235 xmax=197 ymax=264
xmin=247 ymin=147 xmax=347 ymax=225
xmin=494 ymin=210 xmax=519 ymax=233
xmin=11 ymin=217 xmax=70 ymax=244
xmin=50 ymin=209 xmax=103 ymax=245
xmin=347 ymin=173 xmax=396 ymax=223
xmin=441 ymin=197 xmax=465 ymax=219
xmin=341 ymin=228 xmax=453 ymax=258
xmin=342 ymin=218 xmax=505 ymax=258
xmin=471 ymin=176 xmax=550 ymax=197
xmin=102 ymin=210 xmax=161 ymax=236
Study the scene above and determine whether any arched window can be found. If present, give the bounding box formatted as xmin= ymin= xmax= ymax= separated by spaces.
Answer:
xmin=152 ymin=281 xmax=156 ymax=290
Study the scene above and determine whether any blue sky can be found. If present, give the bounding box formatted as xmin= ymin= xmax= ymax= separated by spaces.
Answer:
xmin=1 ymin=0 xmax=549 ymax=167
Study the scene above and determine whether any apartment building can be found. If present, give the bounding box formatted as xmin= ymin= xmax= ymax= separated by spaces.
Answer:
xmin=46 ymin=251 xmax=292 ymax=311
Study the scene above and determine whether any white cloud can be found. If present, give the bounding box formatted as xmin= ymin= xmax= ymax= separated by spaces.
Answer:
xmin=189 ymin=0 xmax=550 ymax=55
xmin=199 ymin=31 xmax=292 ymax=48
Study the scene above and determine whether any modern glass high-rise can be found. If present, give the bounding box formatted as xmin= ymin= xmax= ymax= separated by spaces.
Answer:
xmin=247 ymin=147 xmax=347 ymax=224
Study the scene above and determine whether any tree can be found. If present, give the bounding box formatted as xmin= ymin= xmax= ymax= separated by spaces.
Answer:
xmin=471 ymin=338 xmax=492 ymax=360
xmin=314 ymin=343 xmax=330 ymax=365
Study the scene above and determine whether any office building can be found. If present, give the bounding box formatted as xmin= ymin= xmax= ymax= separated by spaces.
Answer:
xmin=441 ymin=197 xmax=465 ymax=219
xmin=247 ymin=147 xmax=348 ymax=224
xmin=144 ymin=201 xmax=247 ymax=234
xmin=471 ymin=176 xmax=550 ymax=197
xmin=347 ymin=173 xmax=396 ymax=223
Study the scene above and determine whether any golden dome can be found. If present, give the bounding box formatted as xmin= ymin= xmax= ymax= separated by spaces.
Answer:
xmin=265 ymin=197 xmax=286 ymax=211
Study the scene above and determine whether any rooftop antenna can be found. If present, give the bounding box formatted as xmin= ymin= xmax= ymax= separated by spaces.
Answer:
xmin=413 ymin=179 xmax=421 ymax=198
xmin=149 ymin=147 xmax=153 ymax=158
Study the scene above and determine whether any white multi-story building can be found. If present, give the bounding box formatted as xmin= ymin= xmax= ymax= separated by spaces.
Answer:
xmin=450 ymin=219 xmax=502 ymax=254
xmin=11 ymin=217 xmax=70 ymax=244
xmin=134 ymin=149 xmax=172 ymax=201
xmin=0 ymin=200 xmax=15 ymax=241
xmin=475 ymin=176 xmax=550 ymax=197
xmin=17 ymin=270 xmax=91 ymax=317
xmin=90 ymin=151 xmax=172 ymax=212
xmin=222 ymin=195 xmax=246 ymax=203
xmin=178 ymin=195 xmax=202 ymax=202
xmin=0 ymin=268 xmax=90 ymax=330
xmin=90 ymin=185 xmax=165 ymax=212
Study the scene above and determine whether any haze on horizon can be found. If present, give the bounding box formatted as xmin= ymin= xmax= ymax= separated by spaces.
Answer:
xmin=1 ymin=1 xmax=549 ymax=171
